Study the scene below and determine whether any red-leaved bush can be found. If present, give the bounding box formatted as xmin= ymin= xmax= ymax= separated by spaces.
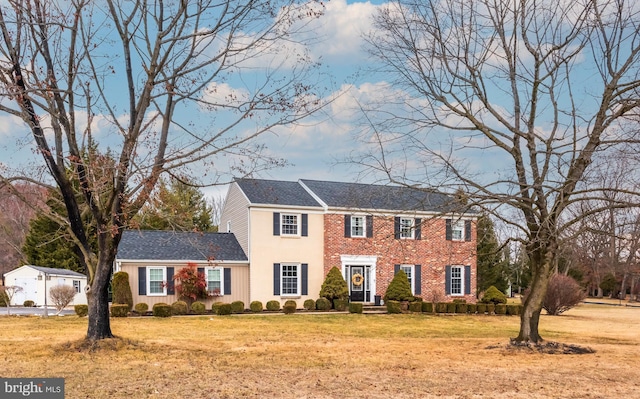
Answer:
xmin=523 ymin=274 xmax=586 ymax=315
xmin=173 ymin=263 xmax=208 ymax=305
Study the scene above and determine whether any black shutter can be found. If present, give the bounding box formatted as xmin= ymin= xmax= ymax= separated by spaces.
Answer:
xmin=414 ymin=265 xmax=422 ymax=295
xmin=366 ymin=215 xmax=373 ymax=238
xmin=197 ymin=267 xmax=204 ymax=275
xmin=138 ymin=267 xmax=146 ymax=295
xmin=301 ymin=264 xmax=308 ymax=295
xmin=167 ymin=267 xmax=175 ymax=295
xmin=301 ymin=214 xmax=308 ymax=237
xmin=273 ymin=263 xmax=281 ymax=295
xmin=344 ymin=215 xmax=351 ymax=237
xmin=415 ymin=218 xmax=421 ymax=240
xmin=445 ymin=265 xmax=451 ymax=295
xmin=394 ymin=264 xmax=400 ymax=274
xmin=465 ymin=220 xmax=472 ymax=241
xmin=224 ymin=268 xmax=232 ymax=295
xmin=465 ymin=265 xmax=471 ymax=295
xmin=446 ymin=219 xmax=452 ymax=241
xmin=273 ymin=212 xmax=280 ymax=236
xmin=394 ymin=217 xmax=401 ymax=239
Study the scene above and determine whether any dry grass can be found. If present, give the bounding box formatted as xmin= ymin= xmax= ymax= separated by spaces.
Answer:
xmin=1 ymin=304 xmax=639 ymax=398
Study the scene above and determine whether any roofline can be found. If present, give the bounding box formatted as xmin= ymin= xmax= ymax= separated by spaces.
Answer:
xmin=328 ymin=207 xmax=479 ymax=218
xmin=114 ymin=259 xmax=249 ymax=264
xmin=298 ymin=180 xmax=328 ymax=211
xmin=4 ymin=265 xmax=86 ymax=278
xmin=246 ymin=203 xmax=324 ymax=212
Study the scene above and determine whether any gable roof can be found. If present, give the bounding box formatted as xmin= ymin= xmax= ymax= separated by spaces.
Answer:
xmin=117 ymin=230 xmax=248 ymax=262
xmin=5 ymin=265 xmax=86 ymax=278
xmin=235 ymin=178 xmax=322 ymax=208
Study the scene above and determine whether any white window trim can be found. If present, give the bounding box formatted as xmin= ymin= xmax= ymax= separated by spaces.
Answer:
xmin=452 ymin=220 xmax=465 ymax=241
xmin=400 ymin=218 xmax=415 ymax=239
xmin=280 ymin=213 xmax=301 ymax=237
xmin=205 ymin=266 xmax=224 ymax=296
xmin=73 ymin=280 xmax=81 ymax=294
xmin=351 ymin=215 xmax=366 ymax=238
xmin=450 ymin=265 xmax=464 ymax=296
xmin=400 ymin=265 xmax=414 ymax=294
xmin=280 ymin=263 xmax=301 ymax=296
xmin=147 ymin=267 xmax=167 ymax=296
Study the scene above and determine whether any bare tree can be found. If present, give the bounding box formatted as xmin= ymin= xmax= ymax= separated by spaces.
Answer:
xmin=359 ymin=0 xmax=640 ymax=343
xmin=0 ymin=285 xmax=23 ymax=315
xmin=0 ymin=0 xmax=325 ymax=341
xmin=49 ymin=285 xmax=77 ymax=315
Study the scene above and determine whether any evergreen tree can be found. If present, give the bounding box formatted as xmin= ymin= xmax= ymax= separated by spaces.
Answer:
xmin=476 ymin=214 xmax=509 ymax=295
xmin=383 ymin=270 xmax=414 ymax=302
xmin=319 ymin=267 xmax=349 ymax=303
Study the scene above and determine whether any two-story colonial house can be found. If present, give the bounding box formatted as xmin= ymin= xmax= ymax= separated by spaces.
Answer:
xmin=116 ymin=178 xmax=477 ymax=307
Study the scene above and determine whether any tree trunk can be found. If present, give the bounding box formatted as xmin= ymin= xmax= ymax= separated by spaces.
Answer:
xmin=514 ymin=256 xmax=553 ymax=344
xmin=85 ymin=256 xmax=115 ymax=341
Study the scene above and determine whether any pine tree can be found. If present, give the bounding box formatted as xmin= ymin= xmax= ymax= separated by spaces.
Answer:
xmin=476 ymin=214 xmax=509 ymax=295
xmin=383 ymin=270 xmax=414 ymax=302
xmin=319 ymin=267 xmax=349 ymax=302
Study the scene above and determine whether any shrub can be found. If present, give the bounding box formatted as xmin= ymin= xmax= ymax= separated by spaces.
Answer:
xmin=134 ymin=303 xmax=149 ymax=314
xmin=481 ymin=286 xmax=507 ymax=305
xmin=173 ymin=263 xmax=209 ymax=305
xmin=250 ymin=301 xmax=263 ymax=313
xmin=231 ymin=301 xmax=245 ymax=314
xmin=495 ymin=304 xmax=507 ymax=315
xmin=74 ymin=304 xmax=88 ymax=317
xmin=435 ymin=302 xmax=448 ymax=313
xmin=467 ymin=304 xmax=477 ymax=314
xmin=171 ymin=300 xmax=189 ymax=315
xmin=333 ymin=299 xmax=348 ymax=311
xmin=283 ymin=302 xmax=296 ymax=314
xmin=452 ymin=298 xmax=467 ymax=304
xmin=319 ymin=266 xmax=349 ymax=304
xmin=110 ymin=304 xmax=129 ymax=317
xmin=409 ymin=301 xmax=422 ymax=312
xmin=315 ymin=298 xmax=331 ymax=311
xmin=266 ymin=300 xmax=280 ymax=311
xmin=303 ymin=299 xmax=315 ymax=311
xmin=212 ymin=302 xmax=224 ymax=313
xmin=456 ymin=303 xmax=468 ymax=314
xmin=23 ymin=300 xmax=35 ymax=307
xmin=386 ymin=300 xmax=402 ymax=314
xmin=112 ymin=271 xmax=133 ymax=311
xmin=349 ymin=302 xmax=363 ymax=313
xmin=543 ymin=274 xmax=587 ymax=315
xmin=486 ymin=303 xmax=495 ymax=314
xmin=191 ymin=301 xmax=207 ymax=315
xmin=383 ymin=270 xmax=414 ymax=302
xmin=600 ymin=272 xmax=618 ymax=296
xmin=506 ymin=304 xmax=521 ymax=316
xmin=49 ymin=284 xmax=77 ymax=313
xmin=152 ymin=303 xmax=172 ymax=317
xmin=421 ymin=302 xmax=434 ymax=313
xmin=446 ymin=302 xmax=457 ymax=313
xmin=216 ymin=303 xmax=232 ymax=316
xmin=0 ymin=290 xmax=8 ymax=307
xmin=477 ymin=303 xmax=487 ymax=314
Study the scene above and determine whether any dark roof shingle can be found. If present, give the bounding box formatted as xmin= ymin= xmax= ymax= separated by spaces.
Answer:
xmin=117 ymin=230 xmax=248 ymax=261
xmin=236 ymin=178 xmax=321 ymax=207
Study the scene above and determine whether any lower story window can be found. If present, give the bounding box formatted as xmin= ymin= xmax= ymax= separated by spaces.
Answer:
xmin=207 ymin=268 xmax=222 ymax=296
xmin=281 ymin=264 xmax=299 ymax=295
xmin=451 ymin=266 xmax=463 ymax=295
xmin=148 ymin=267 xmax=166 ymax=295
xmin=73 ymin=280 xmax=81 ymax=293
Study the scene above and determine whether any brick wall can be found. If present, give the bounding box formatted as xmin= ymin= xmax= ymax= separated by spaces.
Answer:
xmin=324 ymin=213 xmax=477 ymax=302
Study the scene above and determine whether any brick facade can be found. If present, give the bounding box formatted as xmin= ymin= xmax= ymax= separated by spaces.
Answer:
xmin=324 ymin=213 xmax=477 ymax=303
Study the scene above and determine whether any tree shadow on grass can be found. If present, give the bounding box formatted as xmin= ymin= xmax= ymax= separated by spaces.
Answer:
xmin=59 ymin=336 xmax=141 ymax=353
xmin=485 ymin=340 xmax=595 ymax=355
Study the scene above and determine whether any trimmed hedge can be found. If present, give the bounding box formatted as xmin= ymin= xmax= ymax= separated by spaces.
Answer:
xmin=421 ymin=302 xmax=434 ymax=313
xmin=216 ymin=303 xmax=232 ymax=316
xmin=507 ymin=304 xmax=522 ymax=316
xmin=495 ymin=304 xmax=507 ymax=315
xmin=266 ymin=300 xmax=280 ymax=311
xmin=283 ymin=302 xmax=296 ymax=314
xmin=446 ymin=303 xmax=457 ymax=313
xmin=333 ymin=299 xmax=348 ymax=311
xmin=409 ymin=301 xmax=423 ymax=312
xmin=231 ymin=301 xmax=245 ymax=314
xmin=349 ymin=302 xmax=363 ymax=314
xmin=171 ymin=300 xmax=189 ymax=315
xmin=435 ymin=302 xmax=448 ymax=313
xmin=250 ymin=301 xmax=263 ymax=313
xmin=303 ymin=299 xmax=315 ymax=310
xmin=134 ymin=303 xmax=149 ymax=314
xmin=74 ymin=304 xmax=88 ymax=317
xmin=110 ymin=304 xmax=129 ymax=317
xmin=191 ymin=301 xmax=207 ymax=315
xmin=152 ymin=303 xmax=172 ymax=317
xmin=467 ymin=304 xmax=477 ymax=314
xmin=315 ymin=298 xmax=331 ymax=311
xmin=477 ymin=303 xmax=487 ymax=314
xmin=23 ymin=300 xmax=35 ymax=307
xmin=386 ymin=300 xmax=402 ymax=314
xmin=456 ymin=303 xmax=468 ymax=313
xmin=487 ymin=304 xmax=495 ymax=314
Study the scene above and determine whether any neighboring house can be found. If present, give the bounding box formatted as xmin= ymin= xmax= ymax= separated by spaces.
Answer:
xmin=3 ymin=265 xmax=87 ymax=306
xmin=221 ymin=178 xmax=478 ymax=305
xmin=115 ymin=230 xmax=249 ymax=308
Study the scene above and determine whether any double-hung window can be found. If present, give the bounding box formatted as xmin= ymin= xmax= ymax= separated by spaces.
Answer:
xmin=399 ymin=218 xmax=414 ymax=239
xmin=450 ymin=266 xmax=463 ymax=295
xmin=452 ymin=221 xmax=465 ymax=241
xmin=351 ymin=216 xmax=365 ymax=237
xmin=281 ymin=214 xmax=299 ymax=236
xmin=73 ymin=280 xmax=81 ymax=293
xmin=400 ymin=265 xmax=414 ymax=294
xmin=281 ymin=264 xmax=300 ymax=296
xmin=206 ymin=268 xmax=223 ymax=296
xmin=148 ymin=267 xmax=166 ymax=295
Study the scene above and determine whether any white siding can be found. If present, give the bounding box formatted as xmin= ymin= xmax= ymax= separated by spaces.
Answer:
xmin=220 ymin=183 xmax=250 ymax=256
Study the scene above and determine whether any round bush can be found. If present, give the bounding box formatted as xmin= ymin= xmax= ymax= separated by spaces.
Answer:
xmin=349 ymin=302 xmax=363 ymax=313
xmin=74 ymin=304 xmax=88 ymax=317
xmin=250 ymin=301 xmax=263 ymax=313
xmin=23 ymin=300 xmax=35 ymax=307
xmin=134 ymin=303 xmax=149 ymax=314
xmin=409 ymin=301 xmax=423 ymax=312
xmin=481 ymin=286 xmax=507 ymax=305
xmin=315 ymin=298 xmax=331 ymax=311
xmin=333 ymin=299 xmax=348 ymax=311
xmin=216 ymin=303 xmax=232 ymax=316
xmin=171 ymin=300 xmax=189 ymax=315
xmin=421 ymin=302 xmax=434 ymax=313
xmin=110 ymin=304 xmax=129 ymax=317
xmin=191 ymin=301 xmax=207 ymax=315
xmin=152 ymin=303 xmax=172 ymax=317
xmin=283 ymin=303 xmax=296 ymax=314
xmin=495 ymin=304 xmax=507 ymax=315
xmin=303 ymin=299 xmax=315 ymax=310
xmin=231 ymin=301 xmax=245 ymax=314
xmin=212 ymin=302 xmax=223 ymax=313
xmin=284 ymin=299 xmax=297 ymax=308
xmin=266 ymin=300 xmax=280 ymax=311
xmin=387 ymin=300 xmax=402 ymax=314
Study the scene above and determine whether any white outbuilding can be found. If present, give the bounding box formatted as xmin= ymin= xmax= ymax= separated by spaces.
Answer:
xmin=3 ymin=265 xmax=87 ymax=307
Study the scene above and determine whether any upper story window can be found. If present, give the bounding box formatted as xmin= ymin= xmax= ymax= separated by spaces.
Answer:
xmin=451 ymin=220 xmax=464 ymax=241
xmin=281 ymin=214 xmax=299 ymax=235
xmin=394 ymin=216 xmax=421 ymax=240
xmin=446 ymin=219 xmax=471 ymax=242
xmin=273 ymin=212 xmax=308 ymax=237
xmin=399 ymin=218 xmax=415 ymax=239
xmin=345 ymin=215 xmax=373 ymax=238
xmin=351 ymin=216 xmax=365 ymax=237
